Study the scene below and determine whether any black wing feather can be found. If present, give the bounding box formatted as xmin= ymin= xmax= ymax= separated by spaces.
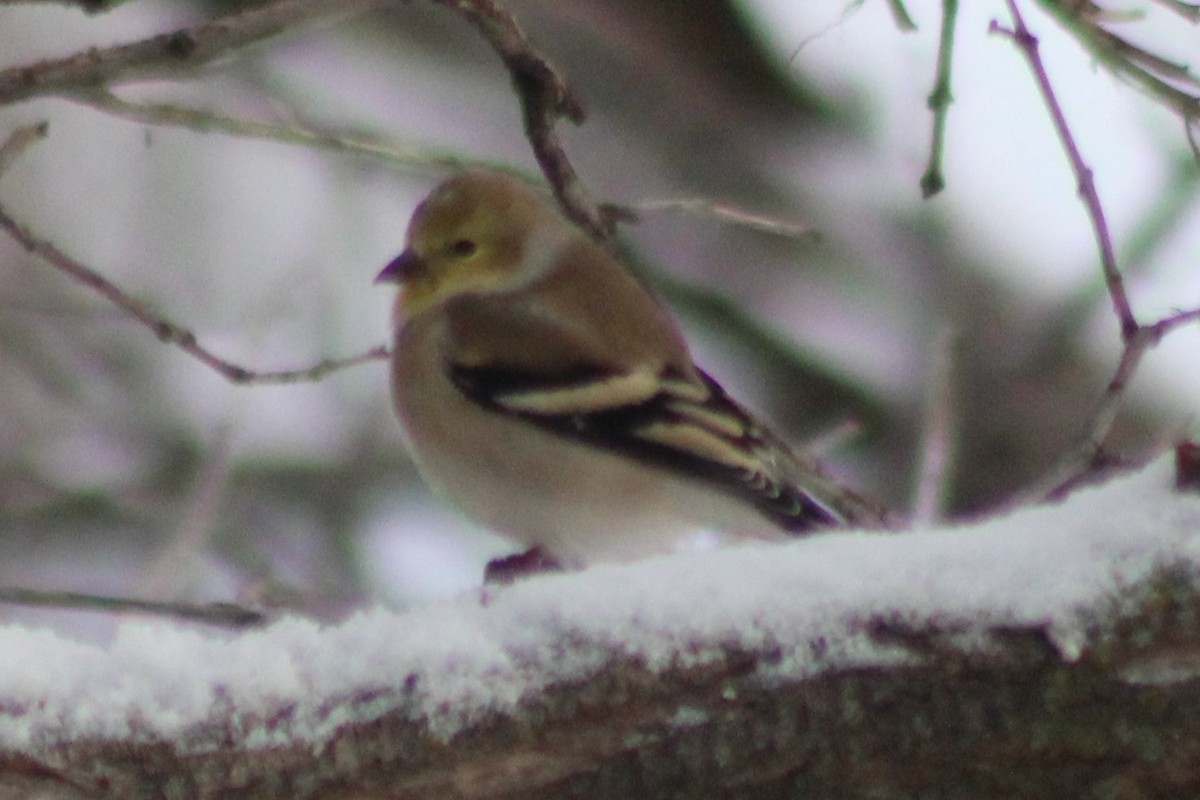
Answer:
xmin=448 ymin=362 xmax=838 ymax=532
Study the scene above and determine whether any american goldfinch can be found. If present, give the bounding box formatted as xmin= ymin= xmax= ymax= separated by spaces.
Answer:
xmin=377 ymin=170 xmax=883 ymax=567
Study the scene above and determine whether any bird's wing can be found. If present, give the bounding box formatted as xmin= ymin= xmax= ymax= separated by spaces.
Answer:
xmin=442 ymin=289 xmax=844 ymax=530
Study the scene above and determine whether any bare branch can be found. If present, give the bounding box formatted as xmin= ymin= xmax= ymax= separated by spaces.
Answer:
xmin=0 ymin=127 xmax=387 ymax=385
xmin=991 ymin=1 xmax=1138 ymax=340
xmin=0 ymin=0 xmax=606 ymax=240
xmin=920 ymin=0 xmax=960 ymax=198
xmin=911 ymin=326 xmax=958 ymax=527
xmin=434 ymin=0 xmax=611 ymax=241
xmin=1033 ymin=0 xmax=1200 ymax=143
xmin=79 ymin=90 xmax=472 ymax=175
xmin=0 ymin=120 xmax=49 ymax=176
xmin=0 ymin=0 xmax=383 ymax=107
xmin=1152 ymin=0 xmax=1200 ymax=22
xmin=986 ymin=4 xmax=1200 ymax=502
xmin=1031 ymin=306 xmax=1200 ymax=501
xmin=0 ymin=586 xmax=263 ymax=626
xmin=887 ymin=0 xmax=919 ymax=32
xmin=0 ymin=0 xmax=134 ymax=11
xmin=629 ymin=197 xmax=816 ymax=240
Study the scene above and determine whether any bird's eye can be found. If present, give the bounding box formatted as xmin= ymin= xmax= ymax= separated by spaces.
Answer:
xmin=451 ymin=239 xmax=477 ymax=257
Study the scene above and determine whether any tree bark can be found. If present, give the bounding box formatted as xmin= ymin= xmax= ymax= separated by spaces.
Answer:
xmin=5 ymin=574 xmax=1200 ymax=800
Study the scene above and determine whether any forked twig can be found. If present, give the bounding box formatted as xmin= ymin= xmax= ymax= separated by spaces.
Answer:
xmin=1035 ymin=307 xmax=1200 ymax=499
xmin=992 ymin=2 xmax=1200 ymax=499
xmin=0 ymin=123 xmax=388 ymax=385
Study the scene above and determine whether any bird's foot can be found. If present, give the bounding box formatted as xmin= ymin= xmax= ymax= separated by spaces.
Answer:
xmin=483 ymin=547 xmax=564 ymax=586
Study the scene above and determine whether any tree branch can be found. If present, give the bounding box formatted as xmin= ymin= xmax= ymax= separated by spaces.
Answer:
xmin=2 ymin=464 xmax=1200 ymax=797
xmin=920 ymin=0 xmax=959 ymax=197
xmin=0 ymin=587 xmax=263 ymax=626
xmin=0 ymin=124 xmax=387 ymax=385
xmin=991 ymin=0 xmax=1138 ymax=340
xmin=0 ymin=0 xmax=384 ymax=107
xmin=986 ymin=2 xmax=1200 ymax=500
xmin=434 ymin=0 xmax=610 ymax=241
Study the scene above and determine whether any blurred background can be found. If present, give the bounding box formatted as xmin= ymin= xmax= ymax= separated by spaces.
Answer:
xmin=0 ymin=0 xmax=1197 ymax=632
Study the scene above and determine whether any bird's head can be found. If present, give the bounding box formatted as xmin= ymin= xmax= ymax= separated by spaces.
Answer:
xmin=376 ymin=170 xmax=567 ymax=317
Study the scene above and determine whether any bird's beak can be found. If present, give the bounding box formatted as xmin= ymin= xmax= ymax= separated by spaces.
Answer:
xmin=375 ymin=249 xmax=427 ymax=284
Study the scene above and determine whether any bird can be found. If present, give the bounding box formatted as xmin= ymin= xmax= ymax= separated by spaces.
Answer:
xmin=376 ymin=169 xmax=884 ymax=574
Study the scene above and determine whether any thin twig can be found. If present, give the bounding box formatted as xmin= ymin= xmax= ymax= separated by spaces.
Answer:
xmin=991 ymin=3 xmax=1200 ymax=501
xmin=436 ymin=0 xmax=611 ymax=241
xmin=1035 ymin=306 xmax=1200 ymax=499
xmin=79 ymin=90 xmax=471 ymax=175
xmin=1152 ymin=0 xmax=1200 ymax=23
xmin=887 ymin=0 xmax=919 ymax=32
xmin=137 ymin=422 xmax=238 ymax=598
xmin=991 ymin=1 xmax=1138 ymax=340
xmin=1033 ymin=0 xmax=1200 ymax=152
xmin=0 ymin=120 xmax=49 ymax=176
xmin=630 ymin=197 xmax=816 ymax=240
xmin=0 ymin=586 xmax=265 ymax=627
xmin=2 ymin=0 xmax=606 ymax=240
xmin=0 ymin=127 xmax=387 ymax=385
xmin=911 ymin=326 xmax=958 ymax=527
xmin=625 ymin=250 xmax=887 ymax=432
xmin=0 ymin=0 xmax=384 ymax=107
xmin=0 ymin=0 xmax=133 ymax=10
xmin=804 ymin=418 xmax=866 ymax=459
xmin=85 ymin=94 xmax=820 ymax=244
xmin=920 ymin=0 xmax=959 ymax=198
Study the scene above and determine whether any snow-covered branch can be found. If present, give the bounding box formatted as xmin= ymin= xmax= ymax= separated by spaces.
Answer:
xmin=2 ymin=458 xmax=1199 ymax=799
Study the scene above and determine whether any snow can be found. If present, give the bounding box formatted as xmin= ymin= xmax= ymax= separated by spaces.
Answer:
xmin=1 ymin=457 xmax=1198 ymax=751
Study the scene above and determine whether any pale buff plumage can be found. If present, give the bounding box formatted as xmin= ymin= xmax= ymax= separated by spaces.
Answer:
xmin=377 ymin=170 xmax=882 ymax=567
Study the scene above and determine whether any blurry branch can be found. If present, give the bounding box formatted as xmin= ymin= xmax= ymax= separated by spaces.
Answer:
xmin=0 ymin=0 xmax=829 ymax=398
xmin=0 ymin=0 xmax=135 ymax=10
xmin=0 ymin=0 xmax=385 ymax=107
xmin=137 ymin=423 xmax=237 ymax=600
xmin=636 ymin=262 xmax=824 ymax=377
xmin=993 ymin=3 xmax=1200 ymax=500
xmin=1119 ymin=151 xmax=1200 ymax=275
xmin=0 ymin=587 xmax=264 ymax=627
xmin=625 ymin=247 xmax=888 ymax=435
xmin=1154 ymin=0 xmax=1200 ymax=22
xmin=433 ymin=0 xmax=611 ymax=241
xmin=804 ymin=419 xmax=867 ymax=458
xmin=73 ymin=92 xmax=819 ymax=245
xmin=1038 ymin=306 xmax=1200 ymax=499
xmin=0 ymin=119 xmax=47 ymax=174
xmin=0 ymin=123 xmax=389 ymax=385
xmin=887 ymin=0 xmax=919 ymax=32
xmin=80 ymin=90 xmax=471 ymax=175
xmin=920 ymin=0 xmax=959 ymax=197
xmin=627 ymin=197 xmax=816 ymax=240
xmin=0 ymin=0 xmax=606 ymax=240
xmin=911 ymin=327 xmax=958 ymax=527
xmin=1034 ymin=0 xmax=1200 ymax=157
